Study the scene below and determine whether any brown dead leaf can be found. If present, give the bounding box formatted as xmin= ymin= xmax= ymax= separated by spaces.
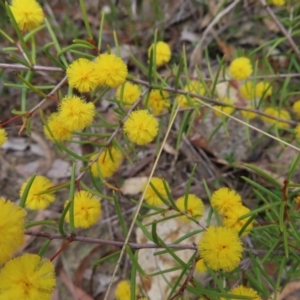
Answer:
xmin=215 ymin=80 xmax=240 ymax=103
xmin=215 ymin=38 xmax=236 ymax=61
xmin=60 ymin=269 xmax=93 ymax=300
xmin=269 ymin=281 xmax=300 ymax=300
xmin=30 ymin=132 xmax=54 ymax=174
xmin=264 ymin=261 xmax=278 ymax=276
xmin=180 ymin=28 xmax=200 ymax=43
xmin=163 ymin=142 xmax=178 ymax=156
xmin=262 ymin=17 xmax=280 ymax=33
xmin=103 ymin=108 xmax=119 ymax=125
xmin=200 ymin=13 xmax=213 ymax=29
xmin=136 ymin=207 xmax=215 ymax=299
xmin=74 ymin=245 xmax=102 ymax=288
xmin=120 ymin=176 xmax=148 ymax=195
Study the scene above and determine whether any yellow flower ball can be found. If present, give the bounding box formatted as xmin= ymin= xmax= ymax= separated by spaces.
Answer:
xmin=90 ymin=147 xmax=123 ymax=178
xmin=270 ymin=0 xmax=285 ymax=6
xmin=240 ymin=81 xmax=255 ymax=100
xmin=147 ymin=89 xmax=170 ymax=115
xmin=221 ymin=285 xmax=262 ymax=300
xmin=292 ymin=100 xmax=300 ymax=118
xmin=44 ymin=113 xmax=72 ymax=142
xmin=66 ymin=58 xmax=99 ymax=93
xmin=20 ymin=175 xmax=55 ymax=210
xmin=115 ymin=280 xmax=131 ymax=300
xmin=123 ymin=110 xmax=159 ymax=145
xmin=148 ymin=41 xmax=171 ymax=67
xmin=213 ymin=97 xmax=235 ymax=117
xmin=0 ymin=253 xmax=56 ymax=300
xmin=143 ymin=177 xmax=170 ymax=206
xmin=95 ymin=53 xmax=128 ymax=88
xmin=116 ymin=82 xmax=141 ymax=108
xmin=198 ymin=226 xmax=243 ymax=272
xmin=240 ymin=81 xmax=272 ymax=100
xmin=0 ymin=198 xmax=26 ymax=265
xmin=261 ymin=107 xmax=291 ymax=129
xmin=0 ymin=128 xmax=8 ymax=146
xmin=241 ymin=105 xmax=257 ymax=120
xmin=295 ymin=125 xmax=300 ymax=139
xmin=176 ymin=194 xmax=204 ymax=221
xmin=229 ymin=57 xmax=253 ymax=80
xmin=65 ymin=191 xmax=101 ymax=229
xmin=58 ymin=95 xmax=96 ymax=131
xmin=255 ymin=81 xmax=272 ymax=98
xmin=10 ymin=0 xmax=44 ymax=31
xmin=223 ymin=205 xmax=253 ymax=236
xmin=195 ymin=258 xmax=207 ymax=273
xmin=211 ymin=187 xmax=242 ymax=215
xmin=177 ymin=81 xmax=205 ymax=108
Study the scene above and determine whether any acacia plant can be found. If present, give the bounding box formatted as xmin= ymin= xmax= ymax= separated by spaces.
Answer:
xmin=1 ymin=0 xmax=300 ymax=299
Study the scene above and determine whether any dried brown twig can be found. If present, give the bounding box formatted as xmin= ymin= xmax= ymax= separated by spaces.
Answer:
xmin=1 ymin=63 xmax=296 ymax=126
xmin=1 ymin=63 xmax=300 ymax=79
xmin=25 ymin=230 xmax=197 ymax=250
xmin=24 ymin=230 xmax=289 ymax=255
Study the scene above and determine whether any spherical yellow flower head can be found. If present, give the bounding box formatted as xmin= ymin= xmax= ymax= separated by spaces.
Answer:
xmin=295 ymin=195 xmax=300 ymax=204
xmin=0 ymin=198 xmax=26 ymax=265
xmin=143 ymin=177 xmax=170 ymax=206
xmin=176 ymin=194 xmax=205 ymax=221
xmin=195 ymin=258 xmax=207 ymax=273
xmin=116 ymin=82 xmax=141 ymax=108
xmin=0 ymin=253 xmax=56 ymax=300
xmin=123 ymin=110 xmax=159 ymax=145
xmin=58 ymin=95 xmax=96 ymax=131
xmin=295 ymin=125 xmax=300 ymax=140
xmin=10 ymin=0 xmax=44 ymax=31
xmin=240 ymin=81 xmax=271 ymax=100
xmin=229 ymin=57 xmax=253 ymax=80
xmin=20 ymin=175 xmax=55 ymax=210
xmin=66 ymin=58 xmax=98 ymax=93
xmin=148 ymin=41 xmax=171 ymax=67
xmin=241 ymin=105 xmax=257 ymax=120
xmin=255 ymin=81 xmax=272 ymax=98
xmin=0 ymin=128 xmax=7 ymax=146
xmin=95 ymin=53 xmax=128 ymax=88
xmin=221 ymin=285 xmax=262 ymax=300
xmin=223 ymin=205 xmax=253 ymax=236
xmin=211 ymin=187 xmax=242 ymax=215
xmin=292 ymin=100 xmax=300 ymax=118
xmin=147 ymin=89 xmax=170 ymax=115
xmin=261 ymin=107 xmax=291 ymax=129
xmin=44 ymin=113 xmax=72 ymax=142
xmin=214 ymin=97 xmax=235 ymax=117
xmin=177 ymin=81 xmax=205 ymax=108
xmin=65 ymin=190 xmax=101 ymax=229
xmin=198 ymin=226 xmax=243 ymax=272
xmin=270 ymin=0 xmax=285 ymax=6
xmin=115 ymin=280 xmax=131 ymax=300
xmin=240 ymin=81 xmax=255 ymax=100
xmin=90 ymin=147 xmax=123 ymax=178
